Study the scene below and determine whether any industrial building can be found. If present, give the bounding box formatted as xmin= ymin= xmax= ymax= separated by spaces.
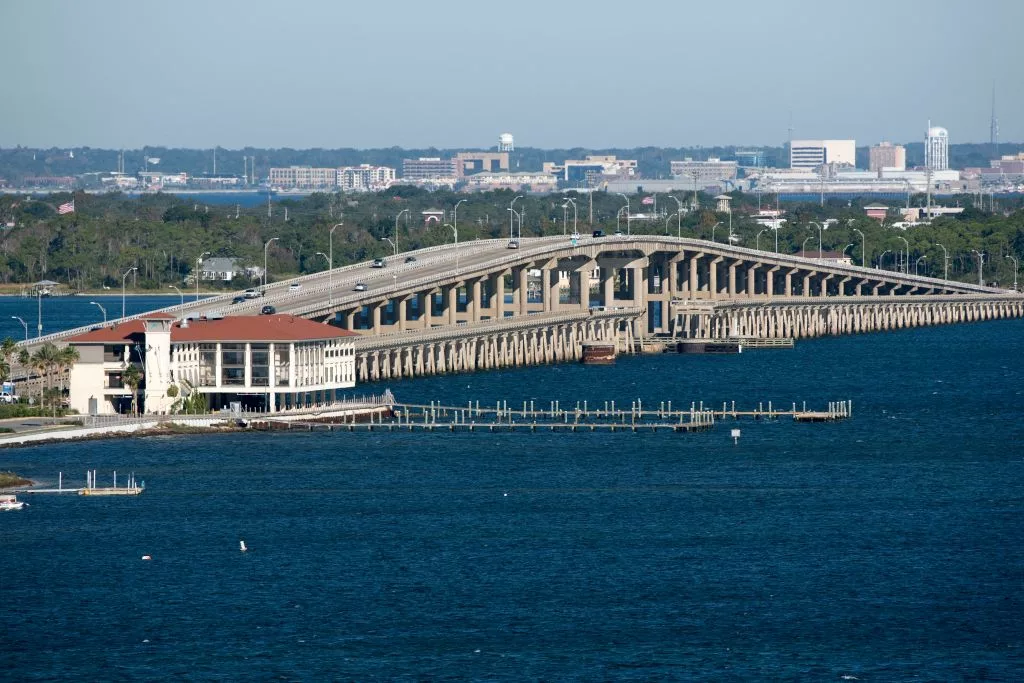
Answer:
xmin=869 ymin=142 xmax=906 ymax=172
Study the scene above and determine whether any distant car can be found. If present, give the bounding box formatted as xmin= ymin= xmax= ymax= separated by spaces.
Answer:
xmin=260 ymin=305 xmax=276 ymax=315
xmin=354 ymin=283 xmax=368 ymax=292
xmin=614 ymin=230 xmax=624 ymax=237
xmin=570 ymin=232 xmax=581 ymax=241
xmin=507 ymin=240 xmax=520 ymax=249
xmin=592 ymin=230 xmax=605 ymax=238
xmin=288 ymin=283 xmax=302 ymax=292
xmin=244 ymin=289 xmax=262 ymax=299
xmin=231 ymin=295 xmax=246 ymax=304
xmin=405 ymin=255 xmax=417 ymax=263
xmin=371 ymin=258 xmax=386 ymax=268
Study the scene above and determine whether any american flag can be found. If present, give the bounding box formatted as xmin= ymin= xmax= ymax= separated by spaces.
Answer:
xmin=641 ymin=196 xmax=654 ymax=205
xmin=58 ymin=200 xmax=75 ymax=215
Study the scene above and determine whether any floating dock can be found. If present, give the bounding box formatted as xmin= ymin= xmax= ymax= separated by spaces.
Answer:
xmin=15 ymin=470 xmax=144 ymax=496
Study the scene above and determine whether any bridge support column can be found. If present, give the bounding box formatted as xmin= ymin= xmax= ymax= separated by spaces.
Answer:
xmin=422 ymin=292 xmax=433 ymax=329
xmin=493 ymin=273 xmax=506 ymax=319
xmin=397 ymin=297 xmax=408 ymax=332
xmin=471 ymin=279 xmax=482 ymax=322
xmin=517 ymin=267 xmax=529 ymax=316
xmin=371 ymin=303 xmax=382 ymax=334
xmin=601 ymin=267 xmax=614 ymax=307
xmin=709 ymin=256 xmax=724 ymax=300
xmin=447 ymin=285 xmax=458 ymax=324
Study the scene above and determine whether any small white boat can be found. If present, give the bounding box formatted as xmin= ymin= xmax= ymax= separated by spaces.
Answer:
xmin=0 ymin=494 xmax=26 ymax=511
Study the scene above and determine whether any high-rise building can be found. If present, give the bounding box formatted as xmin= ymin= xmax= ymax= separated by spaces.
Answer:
xmin=925 ymin=123 xmax=949 ymax=171
xmin=790 ymin=140 xmax=856 ymax=169
xmin=869 ymin=142 xmax=906 ymax=172
xmin=337 ymin=165 xmax=396 ymax=191
xmin=401 ymin=157 xmax=458 ymax=181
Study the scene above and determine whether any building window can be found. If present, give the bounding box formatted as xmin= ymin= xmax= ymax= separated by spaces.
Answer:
xmin=199 ymin=344 xmax=217 ymax=387
xmin=251 ymin=343 xmax=270 ymax=387
xmin=221 ymin=343 xmax=245 ymax=386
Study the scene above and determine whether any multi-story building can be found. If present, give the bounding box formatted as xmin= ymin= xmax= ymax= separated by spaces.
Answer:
xmin=67 ymin=312 xmax=357 ymax=415
xmin=462 ymin=172 xmax=558 ymax=192
xmin=402 ymin=157 xmax=459 ymax=181
xmin=789 ymin=140 xmax=856 ymax=169
xmin=454 ymin=151 xmax=509 ymax=177
xmin=337 ymin=165 xmax=396 ymax=191
xmin=544 ymin=156 xmax=638 ymax=187
xmin=269 ymin=166 xmax=337 ymax=190
xmin=670 ymin=158 xmax=739 ymax=184
xmin=925 ymin=124 xmax=949 ymax=171
xmin=735 ymin=149 xmax=765 ymax=167
xmin=869 ymin=142 xmax=906 ymax=172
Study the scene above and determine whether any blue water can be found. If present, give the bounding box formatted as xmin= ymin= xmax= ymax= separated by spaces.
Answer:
xmin=0 ymin=295 xmax=205 ymax=341
xmin=2 ymin=315 xmax=1023 ymax=678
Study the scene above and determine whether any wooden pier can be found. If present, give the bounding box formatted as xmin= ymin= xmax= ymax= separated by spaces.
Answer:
xmin=252 ymin=398 xmax=851 ymax=434
xmin=16 ymin=470 xmax=144 ymax=496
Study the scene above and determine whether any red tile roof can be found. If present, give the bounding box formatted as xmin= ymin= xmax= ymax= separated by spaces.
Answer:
xmin=68 ymin=315 xmax=359 ymax=344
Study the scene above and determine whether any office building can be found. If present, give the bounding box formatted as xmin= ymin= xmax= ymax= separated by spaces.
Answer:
xmin=869 ymin=142 xmax=906 ymax=172
xmin=337 ymin=165 xmax=396 ymax=191
xmin=789 ymin=140 xmax=856 ymax=169
xmin=735 ymin=149 xmax=765 ymax=167
xmin=545 ymin=155 xmax=637 ymax=187
xmin=67 ymin=313 xmax=357 ymax=415
xmin=670 ymin=158 xmax=738 ymax=184
xmin=402 ymin=157 xmax=458 ymax=181
xmin=454 ymin=151 xmax=509 ymax=177
xmin=269 ymin=166 xmax=337 ymax=190
xmin=925 ymin=124 xmax=949 ymax=171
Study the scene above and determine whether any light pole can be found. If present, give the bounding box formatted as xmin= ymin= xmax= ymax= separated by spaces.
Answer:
xmin=36 ymin=289 xmax=43 ymax=338
xmin=915 ymin=255 xmax=927 ymax=276
xmin=121 ymin=266 xmax=137 ymax=319
xmin=453 ymin=199 xmax=466 ymax=238
xmin=1005 ymin=254 xmax=1018 ymax=291
xmin=809 ymin=221 xmax=823 ymax=259
xmin=382 ymin=237 xmax=397 ymax=256
xmin=935 ymin=242 xmax=948 ymax=280
xmin=711 ymin=221 xmax=722 ymax=243
xmin=843 ymin=243 xmax=855 ymax=263
xmin=195 ymin=251 xmax=210 ymax=302
xmin=394 ymin=208 xmax=409 ymax=255
xmin=897 ymin=236 xmax=909 ymax=274
xmin=263 ymin=237 xmax=279 ymax=292
xmin=616 ymin=206 xmax=625 ymax=234
xmin=329 ymin=222 xmax=342 ymax=306
xmin=854 ymin=228 xmax=866 ymax=267
xmin=564 ymin=198 xmax=577 ymax=235
xmin=666 ymin=213 xmax=678 ymax=236
xmin=561 ymin=201 xmax=568 ymax=236
xmin=90 ymin=300 xmax=108 ymax=323
xmin=315 ymin=251 xmax=330 ymax=270
xmin=509 ymin=195 xmax=523 ymax=241
xmin=878 ymin=249 xmax=891 ymax=270
xmin=616 ymin=193 xmax=631 ymax=235
xmin=11 ymin=316 xmax=28 ymax=342
xmin=802 ymin=236 xmax=813 ymax=259
xmin=445 ymin=223 xmax=459 ymax=273
xmin=756 ymin=229 xmax=767 ymax=251
xmin=667 ymin=195 xmax=682 ymax=236
xmin=167 ymin=286 xmax=183 ymax=307
xmin=971 ymin=250 xmax=985 ymax=286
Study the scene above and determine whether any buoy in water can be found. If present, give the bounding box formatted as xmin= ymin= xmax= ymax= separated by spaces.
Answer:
xmin=240 ymin=540 xmax=248 ymax=553
xmin=141 ymin=555 xmax=152 ymax=561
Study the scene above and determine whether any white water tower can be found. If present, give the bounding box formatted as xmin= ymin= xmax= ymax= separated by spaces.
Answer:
xmin=498 ymin=132 xmax=514 ymax=152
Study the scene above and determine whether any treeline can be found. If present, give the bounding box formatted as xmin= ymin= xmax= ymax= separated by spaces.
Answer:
xmin=0 ymin=188 xmax=1022 ymax=290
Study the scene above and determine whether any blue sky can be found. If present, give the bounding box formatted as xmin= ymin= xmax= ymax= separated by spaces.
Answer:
xmin=3 ymin=0 xmax=1021 ymax=149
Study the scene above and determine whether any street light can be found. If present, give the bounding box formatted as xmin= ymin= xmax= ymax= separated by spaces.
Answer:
xmin=843 ymin=243 xmax=855 ymax=258
xmin=509 ymin=195 xmax=523 ymax=241
xmin=616 ymin=193 xmax=631 ymax=235
xmin=854 ymin=228 xmax=866 ymax=267
xmin=666 ymin=213 xmax=679 ymax=236
xmin=878 ymin=249 xmax=891 ymax=270
xmin=11 ymin=316 xmax=28 ymax=342
xmin=263 ymin=237 xmax=279 ymax=292
xmin=897 ymin=236 xmax=909 ymax=274
xmin=802 ymin=236 xmax=813 ymax=259
xmin=121 ymin=266 xmax=137 ymax=319
xmin=935 ymin=242 xmax=948 ymax=280
xmin=809 ymin=221 xmax=823 ymax=259
xmin=167 ymin=286 xmax=183 ymax=307
xmin=329 ymin=222 xmax=342 ymax=306
xmin=971 ymin=250 xmax=985 ymax=286
xmin=915 ymin=255 xmax=927 ymax=276
xmin=453 ymin=199 xmax=466 ymax=238
xmin=616 ymin=206 xmax=625 ymax=234
xmin=711 ymin=221 xmax=722 ymax=243
xmin=667 ymin=195 xmax=682 ymax=236
xmin=195 ymin=251 xmax=210 ymax=302
xmin=1005 ymin=254 xmax=1018 ymax=291
xmin=90 ymin=300 xmax=108 ymax=323
xmin=394 ymin=208 xmax=409 ymax=255
xmin=756 ymin=229 xmax=767 ymax=251
xmin=445 ymin=223 xmax=458 ymax=273
xmin=315 ymin=251 xmax=330 ymax=269
xmin=563 ymin=197 xmax=577 ymax=236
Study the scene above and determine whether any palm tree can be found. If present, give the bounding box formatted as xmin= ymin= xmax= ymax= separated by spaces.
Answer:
xmin=29 ymin=343 xmax=60 ymax=417
xmin=55 ymin=345 xmax=79 ymax=399
xmin=0 ymin=337 xmax=17 ymax=383
xmin=122 ymin=364 xmax=143 ymax=416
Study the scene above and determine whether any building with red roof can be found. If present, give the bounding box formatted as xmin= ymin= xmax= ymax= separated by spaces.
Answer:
xmin=67 ymin=313 xmax=358 ymax=415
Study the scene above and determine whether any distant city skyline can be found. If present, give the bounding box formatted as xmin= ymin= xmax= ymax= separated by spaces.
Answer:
xmin=2 ymin=0 xmax=1022 ymax=150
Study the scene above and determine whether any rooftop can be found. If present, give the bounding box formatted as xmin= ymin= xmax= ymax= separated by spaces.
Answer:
xmin=68 ymin=314 xmax=359 ymax=345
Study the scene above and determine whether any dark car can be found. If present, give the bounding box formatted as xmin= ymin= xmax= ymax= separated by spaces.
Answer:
xmin=232 ymin=295 xmax=246 ymax=304
xmin=405 ymin=255 xmax=417 ymax=263
xmin=260 ymin=305 xmax=276 ymax=315
xmin=592 ymin=230 xmax=605 ymax=238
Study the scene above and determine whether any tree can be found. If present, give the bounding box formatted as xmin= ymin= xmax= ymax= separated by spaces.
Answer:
xmin=121 ymin=364 xmax=142 ymax=416
xmin=55 ymin=345 xmax=79 ymax=398
xmin=29 ymin=343 xmax=60 ymax=409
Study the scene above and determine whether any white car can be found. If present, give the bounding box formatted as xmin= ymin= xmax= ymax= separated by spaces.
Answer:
xmin=570 ymin=232 xmax=581 ymax=241
xmin=354 ymin=283 xmax=368 ymax=292
xmin=289 ymin=283 xmax=302 ymax=292
xmin=507 ymin=240 xmax=520 ymax=249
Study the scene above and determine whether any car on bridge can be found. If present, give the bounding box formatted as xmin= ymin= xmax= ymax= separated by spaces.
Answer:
xmin=289 ymin=283 xmax=302 ymax=292
xmin=405 ymin=256 xmax=417 ymax=263
xmin=354 ymin=283 xmax=368 ymax=292
xmin=260 ymin=305 xmax=276 ymax=315
xmin=507 ymin=240 xmax=519 ymax=249
xmin=244 ymin=289 xmax=263 ymax=299
xmin=371 ymin=258 xmax=386 ymax=268
xmin=232 ymin=295 xmax=246 ymax=305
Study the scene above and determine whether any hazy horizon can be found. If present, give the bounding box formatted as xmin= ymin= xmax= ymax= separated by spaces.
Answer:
xmin=3 ymin=0 xmax=1021 ymax=150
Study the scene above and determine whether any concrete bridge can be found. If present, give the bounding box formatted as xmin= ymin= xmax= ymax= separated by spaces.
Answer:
xmin=21 ymin=235 xmax=1024 ymax=381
